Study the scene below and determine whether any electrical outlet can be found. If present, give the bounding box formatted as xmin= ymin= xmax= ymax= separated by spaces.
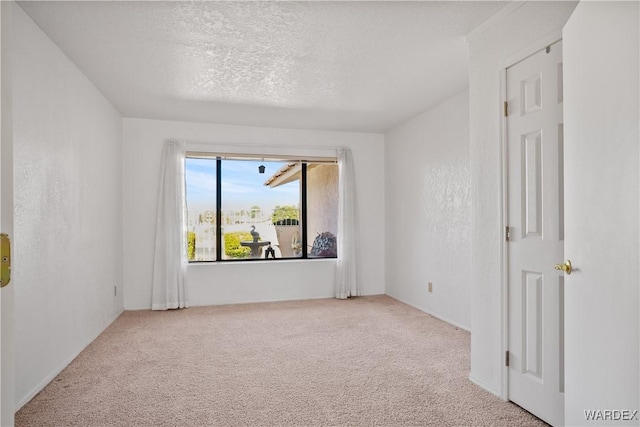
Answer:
xmin=428 ymin=282 xmax=433 ymax=293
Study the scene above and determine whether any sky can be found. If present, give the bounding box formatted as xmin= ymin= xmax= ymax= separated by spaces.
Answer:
xmin=185 ymin=158 xmax=300 ymax=215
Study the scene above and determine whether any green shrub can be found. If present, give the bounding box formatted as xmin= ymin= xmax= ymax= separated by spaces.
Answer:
xmin=187 ymin=231 xmax=196 ymax=261
xmin=224 ymin=231 xmax=253 ymax=258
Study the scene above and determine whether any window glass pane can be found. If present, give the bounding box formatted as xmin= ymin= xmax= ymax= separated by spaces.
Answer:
xmin=221 ymin=160 xmax=301 ymax=260
xmin=185 ymin=157 xmax=217 ymax=261
xmin=306 ymin=164 xmax=339 ymax=258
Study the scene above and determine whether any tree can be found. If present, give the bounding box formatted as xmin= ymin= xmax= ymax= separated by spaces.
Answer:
xmin=272 ymin=205 xmax=299 ymax=224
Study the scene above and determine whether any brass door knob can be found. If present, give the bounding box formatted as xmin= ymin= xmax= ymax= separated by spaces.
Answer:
xmin=0 ymin=233 xmax=11 ymax=288
xmin=554 ymin=260 xmax=572 ymax=275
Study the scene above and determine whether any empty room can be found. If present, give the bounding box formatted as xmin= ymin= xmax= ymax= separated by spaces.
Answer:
xmin=0 ymin=1 xmax=638 ymax=426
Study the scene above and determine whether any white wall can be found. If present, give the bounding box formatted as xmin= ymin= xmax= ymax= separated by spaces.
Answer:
xmin=467 ymin=1 xmax=577 ymax=395
xmin=384 ymin=90 xmax=471 ymax=330
xmin=563 ymin=2 xmax=639 ymax=425
xmin=123 ymin=118 xmax=385 ymax=309
xmin=12 ymin=5 xmax=124 ymax=408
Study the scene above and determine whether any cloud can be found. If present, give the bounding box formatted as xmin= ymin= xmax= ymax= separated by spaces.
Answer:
xmin=186 ymin=158 xmax=299 ymax=211
xmin=186 ymin=170 xmax=216 ymax=193
xmin=222 ymin=181 xmax=256 ymax=195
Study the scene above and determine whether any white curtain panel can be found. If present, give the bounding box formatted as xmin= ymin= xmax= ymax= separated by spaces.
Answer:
xmin=336 ymin=148 xmax=359 ymax=299
xmin=151 ymin=140 xmax=189 ymax=310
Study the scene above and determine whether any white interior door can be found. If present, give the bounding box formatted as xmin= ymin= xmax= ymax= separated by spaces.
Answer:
xmin=0 ymin=2 xmax=14 ymax=425
xmin=0 ymin=3 xmax=3 ymax=420
xmin=506 ymin=41 xmax=564 ymax=427
xmin=563 ymin=3 xmax=639 ymax=425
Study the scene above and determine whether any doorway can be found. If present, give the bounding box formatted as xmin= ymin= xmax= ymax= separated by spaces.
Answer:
xmin=505 ymin=40 xmax=564 ymax=426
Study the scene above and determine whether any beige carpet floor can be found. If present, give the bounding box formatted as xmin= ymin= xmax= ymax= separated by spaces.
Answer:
xmin=16 ymin=295 xmax=546 ymax=427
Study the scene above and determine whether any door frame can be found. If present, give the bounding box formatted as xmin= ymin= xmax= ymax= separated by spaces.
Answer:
xmin=498 ymin=29 xmax=564 ymax=403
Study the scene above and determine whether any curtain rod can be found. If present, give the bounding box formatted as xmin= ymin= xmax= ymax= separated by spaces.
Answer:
xmin=181 ymin=140 xmax=348 ymax=152
xmin=186 ymin=151 xmax=337 ymax=164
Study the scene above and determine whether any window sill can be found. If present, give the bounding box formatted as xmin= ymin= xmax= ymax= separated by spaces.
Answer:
xmin=187 ymin=257 xmax=337 ymax=266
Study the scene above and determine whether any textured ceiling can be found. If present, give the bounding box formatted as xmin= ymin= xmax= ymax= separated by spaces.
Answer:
xmin=18 ymin=1 xmax=508 ymax=132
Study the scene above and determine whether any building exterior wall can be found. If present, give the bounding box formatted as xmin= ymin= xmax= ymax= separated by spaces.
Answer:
xmin=307 ymin=164 xmax=338 ymax=253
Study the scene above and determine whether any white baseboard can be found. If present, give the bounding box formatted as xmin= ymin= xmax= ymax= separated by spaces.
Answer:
xmin=124 ymin=305 xmax=152 ymax=311
xmin=385 ymin=294 xmax=471 ymax=332
xmin=469 ymin=374 xmax=502 ymax=398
